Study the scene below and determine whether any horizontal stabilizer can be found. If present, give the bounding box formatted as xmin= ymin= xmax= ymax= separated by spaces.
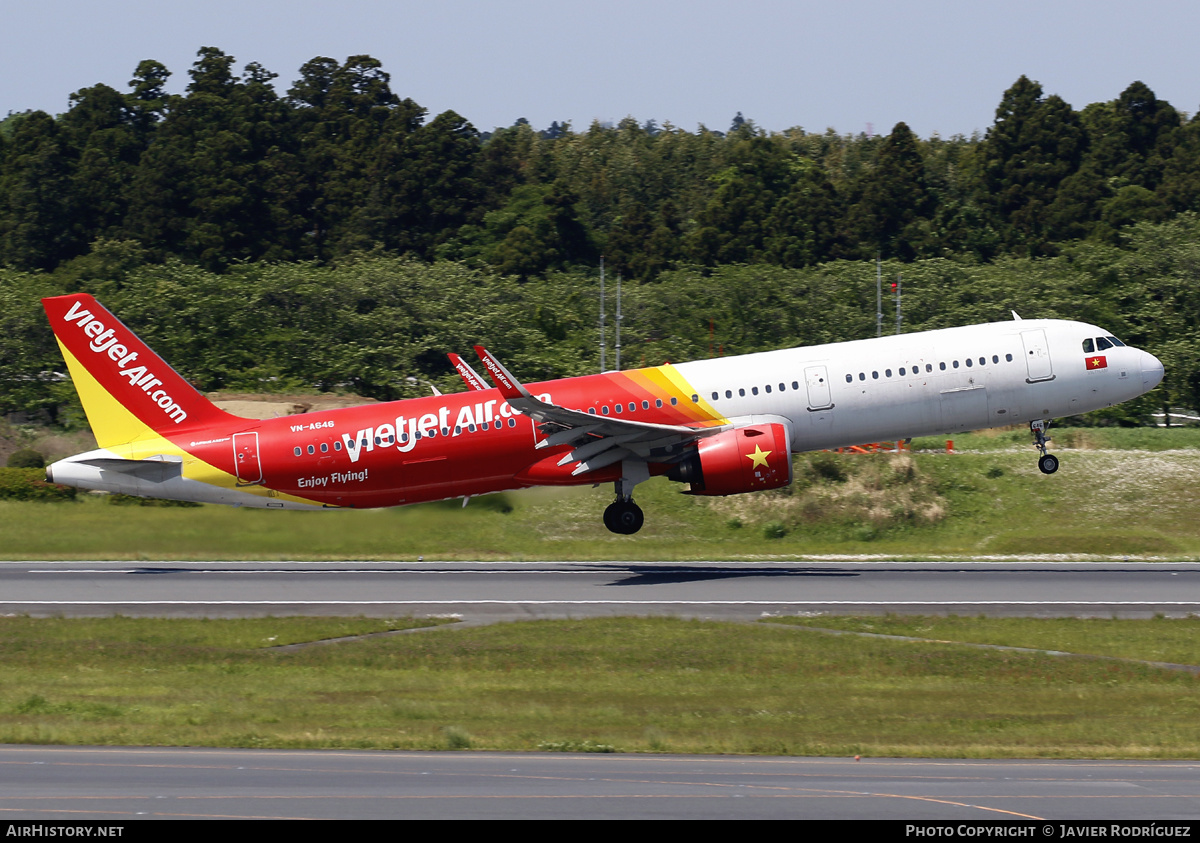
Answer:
xmin=50 ymin=455 xmax=183 ymax=484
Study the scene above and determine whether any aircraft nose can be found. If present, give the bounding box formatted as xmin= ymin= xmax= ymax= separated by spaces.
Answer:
xmin=1141 ymin=350 xmax=1164 ymax=391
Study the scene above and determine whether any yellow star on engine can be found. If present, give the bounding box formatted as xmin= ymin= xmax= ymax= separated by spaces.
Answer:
xmin=746 ymin=445 xmax=771 ymax=468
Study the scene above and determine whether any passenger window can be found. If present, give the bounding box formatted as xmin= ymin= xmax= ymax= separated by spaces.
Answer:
xmin=321 ymin=443 xmax=328 ymax=453
xmin=629 ymin=403 xmax=636 ymax=412
xmin=872 ymin=371 xmax=879 ymax=379
xmin=899 ymin=367 xmax=906 ymax=376
xmin=1083 ymin=338 xmax=1095 ymax=353
xmin=293 ymin=447 xmax=301 ymax=457
xmin=885 ymin=369 xmax=892 ymax=377
xmin=953 ymin=361 xmax=959 ymax=368
xmin=926 ymin=364 xmax=932 ymax=373
xmin=751 ymin=387 xmax=758 ymax=395
xmin=1096 ymin=337 xmax=1113 ymax=351
xmin=334 ymin=441 xmax=342 ymax=451
xmin=602 ymin=406 xmax=610 ymax=415
xmin=791 ymin=381 xmax=799 ymax=390
xmin=966 ymin=359 xmax=973 ymax=368
xmin=587 ymin=408 xmax=596 ymax=415
xmin=939 ymin=362 xmax=946 ymax=370
xmin=1006 ymin=353 xmax=1013 ymax=362
xmin=845 ymin=375 xmax=852 ymax=383
xmin=712 ymin=392 xmax=719 ymax=400
xmin=508 ymin=418 xmax=516 ymax=427
xmin=308 ymin=445 xmax=316 ymax=454
xmin=766 ymin=384 xmax=773 ymax=392
xmin=670 ymin=397 xmax=678 ymax=405
xmin=738 ymin=388 xmax=745 ymax=397
xmin=979 ymin=357 xmax=985 ymax=365
xmin=615 ymin=404 xmax=622 ymax=413
xmin=643 ymin=400 xmax=650 ymax=409
xmin=656 ymin=399 xmax=663 ymax=408
xmin=992 ymin=355 xmax=999 ymax=364
xmin=779 ymin=383 xmax=786 ymax=391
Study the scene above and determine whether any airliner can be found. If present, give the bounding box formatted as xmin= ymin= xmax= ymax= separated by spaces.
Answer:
xmin=42 ymin=294 xmax=1163 ymax=534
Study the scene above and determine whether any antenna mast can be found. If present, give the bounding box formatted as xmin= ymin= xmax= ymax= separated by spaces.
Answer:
xmin=876 ymin=254 xmax=882 ymax=337
xmin=615 ymin=273 xmax=622 ymax=371
xmin=599 ymin=257 xmax=606 ymax=372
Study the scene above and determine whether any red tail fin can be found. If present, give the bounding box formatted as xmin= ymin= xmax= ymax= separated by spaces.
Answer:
xmin=43 ymin=294 xmax=234 ymax=446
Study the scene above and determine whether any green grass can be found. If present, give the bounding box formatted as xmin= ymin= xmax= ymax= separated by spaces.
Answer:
xmin=911 ymin=425 xmax=1200 ymax=452
xmin=3 ymin=616 xmax=1199 ymax=758
xmin=766 ymin=615 xmax=1200 ymax=665
xmin=5 ymin=427 xmax=1200 ymax=559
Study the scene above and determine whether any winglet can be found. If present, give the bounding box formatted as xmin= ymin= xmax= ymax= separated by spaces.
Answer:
xmin=473 ymin=346 xmax=531 ymax=401
xmin=448 ymin=352 xmax=488 ymax=391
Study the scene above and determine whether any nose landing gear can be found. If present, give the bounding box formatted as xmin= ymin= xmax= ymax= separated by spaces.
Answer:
xmin=1031 ymin=419 xmax=1059 ymax=474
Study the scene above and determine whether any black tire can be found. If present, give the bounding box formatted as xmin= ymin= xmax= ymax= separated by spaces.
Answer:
xmin=603 ymin=502 xmax=620 ymax=533
xmin=604 ymin=500 xmax=644 ymax=534
xmin=1038 ymin=453 xmax=1060 ymax=475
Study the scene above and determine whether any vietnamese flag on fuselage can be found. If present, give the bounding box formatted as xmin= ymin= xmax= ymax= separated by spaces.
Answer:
xmin=1086 ymin=355 xmax=1108 ymax=370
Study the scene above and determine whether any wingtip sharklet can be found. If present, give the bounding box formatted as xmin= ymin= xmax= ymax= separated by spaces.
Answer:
xmin=448 ymin=352 xmax=487 ymax=391
xmin=473 ymin=345 xmax=530 ymax=401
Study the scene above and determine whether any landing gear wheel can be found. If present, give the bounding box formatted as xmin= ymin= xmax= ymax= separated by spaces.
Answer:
xmin=603 ymin=500 xmax=644 ymax=535
xmin=1030 ymin=420 xmax=1058 ymax=475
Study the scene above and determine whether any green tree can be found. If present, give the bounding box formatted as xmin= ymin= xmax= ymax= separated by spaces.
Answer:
xmin=842 ymin=122 xmax=931 ymax=259
xmin=0 ymin=112 xmax=79 ymax=269
xmin=979 ymin=76 xmax=1086 ymax=254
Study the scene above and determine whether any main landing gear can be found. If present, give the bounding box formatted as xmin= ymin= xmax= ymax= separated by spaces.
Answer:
xmin=1031 ymin=419 xmax=1059 ymax=474
xmin=603 ymin=464 xmax=648 ymax=534
xmin=604 ymin=499 xmax=644 ymax=534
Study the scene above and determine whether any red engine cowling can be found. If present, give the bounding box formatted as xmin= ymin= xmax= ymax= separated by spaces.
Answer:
xmin=669 ymin=423 xmax=792 ymax=496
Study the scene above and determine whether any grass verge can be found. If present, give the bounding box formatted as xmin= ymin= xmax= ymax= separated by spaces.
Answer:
xmin=2 ymin=615 xmax=1199 ymax=758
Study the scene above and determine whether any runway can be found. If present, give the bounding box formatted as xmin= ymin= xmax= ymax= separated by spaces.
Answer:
xmin=2 ymin=745 xmax=1198 ymax=820
xmin=4 ymin=561 xmax=1199 ymax=821
xmin=2 ymin=559 xmax=1199 ymax=619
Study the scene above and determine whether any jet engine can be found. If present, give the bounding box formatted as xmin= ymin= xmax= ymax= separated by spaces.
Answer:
xmin=667 ymin=423 xmax=792 ymax=496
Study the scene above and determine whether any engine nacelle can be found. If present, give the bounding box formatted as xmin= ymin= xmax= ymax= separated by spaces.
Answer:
xmin=668 ymin=422 xmax=792 ymax=496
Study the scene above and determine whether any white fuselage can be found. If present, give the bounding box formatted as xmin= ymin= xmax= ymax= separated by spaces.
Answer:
xmin=674 ymin=318 xmax=1163 ymax=450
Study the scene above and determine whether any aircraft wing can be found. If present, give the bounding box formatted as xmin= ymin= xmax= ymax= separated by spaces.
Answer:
xmin=448 ymin=352 xmax=488 ymax=391
xmin=474 ymin=346 xmax=723 ymax=475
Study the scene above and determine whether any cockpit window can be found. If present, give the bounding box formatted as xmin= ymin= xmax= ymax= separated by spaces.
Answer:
xmin=1107 ymin=336 xmax=1126 ymax=347
xmin=1096 ymin=337 xmax=1113 ymax=351
xmin=1082 ymin=338 xmax=1094 ymax=353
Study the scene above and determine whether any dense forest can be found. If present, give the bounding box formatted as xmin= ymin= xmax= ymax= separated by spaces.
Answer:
xmin=2 ymin=48 xmax=1198 ymax=425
